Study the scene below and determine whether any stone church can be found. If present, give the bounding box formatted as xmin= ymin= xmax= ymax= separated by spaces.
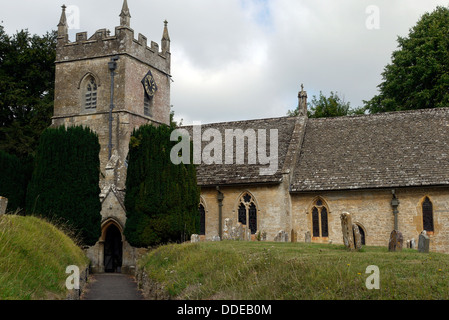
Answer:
xmin=52 ymin=1 xmax=449 ymax=273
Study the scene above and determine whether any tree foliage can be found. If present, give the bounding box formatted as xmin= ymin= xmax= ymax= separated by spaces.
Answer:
xmin=0 ymin=25 xmax=56 ymax=158
xmin=0 ymin=150 xmax=32 ymax=212
xmin=124 ymin=124 xmax=200 ymax=248
xmin=365 ymin=6 xmax=449 ymax=113
xmin=26 ymin=126 xmax=101 ymax=246
xmin=288 ymin=91 xmax=364 ymax=118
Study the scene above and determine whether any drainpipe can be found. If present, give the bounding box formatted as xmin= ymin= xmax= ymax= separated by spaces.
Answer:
xmin=391 ymin=189 xmax=400 ymax=231
xmin=108 ymin=55 xmax=120 ymax=160
xmin=216 ymin=186 xmax=224 ymax=239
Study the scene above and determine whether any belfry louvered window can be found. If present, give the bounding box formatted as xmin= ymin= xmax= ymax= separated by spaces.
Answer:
xmin=237 ymin=193 xmax=258 ymax=234
xmin=311 ymin=198 xmax=329 ymax=238
xmin=85 ymin=77 xmax=97 ymax=110
xmin=422 ymin=197 xmax=434 ymax=232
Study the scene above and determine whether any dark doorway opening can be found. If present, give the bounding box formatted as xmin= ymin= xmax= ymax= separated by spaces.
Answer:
xmin=104 ymin=224 xmax=123 ymax=273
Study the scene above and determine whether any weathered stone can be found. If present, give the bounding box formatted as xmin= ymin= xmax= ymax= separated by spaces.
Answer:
xmin=410 ymin=238 xmax=416 ymax=249
xmin=305 ymin=231 xmax=311 ymax=243
xmin=274 ymin=230 xmax=288 ymax=242
xmin=352 ymin=224 xmax=362 ymax=251
xmin=418 ymin=231 xmax=430 ymax=253
xmin=211 ymin=235 xmax=221 ymax=242
xmin=388 ymin=230 xmax=403 ymax=252
xmin=190 ymin=234 xmax=200 ymax=243
xmin=340 ymin=212 xmax=354 ymax=250
xmin=0 ymin=197 xmax=8 ymax=216
xmin=231 ymin=222 xmax=244 ymax=240
xmin=222 ymin=218 xmax=233 ymax=240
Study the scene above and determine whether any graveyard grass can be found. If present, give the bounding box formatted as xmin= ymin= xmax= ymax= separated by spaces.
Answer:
xmin=0 ymin=214 xmax=89 ymax=300
xmin=139 ymin=240 xmax=449 ymax=300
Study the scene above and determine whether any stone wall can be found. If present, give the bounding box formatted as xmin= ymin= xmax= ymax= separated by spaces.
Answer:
xmin=200 ymin=183 xmax=290 ymax=241
xmin=291 ymin=186 xmax=449 ymax=253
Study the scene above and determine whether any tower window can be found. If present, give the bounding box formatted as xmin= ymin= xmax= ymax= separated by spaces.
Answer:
xmin=85 ymin=77 xmax=97 ymax=110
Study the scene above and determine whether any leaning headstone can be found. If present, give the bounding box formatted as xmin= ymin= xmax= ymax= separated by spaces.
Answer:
xmin=340 ymin=212 xmax=354 ymax=250
xmin=0 ymin=197 xmax=7 ymax=216
xmin=352 ymin=224 xmax=362 ymax=251
xmin=388 ymin=230 xmax=403 ymax=252
xmin=418 ymin=231 xmax=430 ymax=253
xmin=190 ymin=234 xmax=200 ymax=243
xmin=305 ymin=231 xmax=311 ymax=243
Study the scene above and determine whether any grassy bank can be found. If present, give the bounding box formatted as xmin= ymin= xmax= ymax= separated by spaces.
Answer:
xmin=138 ymin=241 xmax=449 ymax=300
xmin=0 ymin=214 xmax=89 ymax=300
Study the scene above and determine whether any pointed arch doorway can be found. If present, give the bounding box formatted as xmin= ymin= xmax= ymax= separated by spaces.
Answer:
xmin=102 ymin=220 xmax=123 ymax=273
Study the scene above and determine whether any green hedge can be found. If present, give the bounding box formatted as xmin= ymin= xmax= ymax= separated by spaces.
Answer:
xmin=26 ymin=125 xmax=101 ymax=246
xmin=124 ymin=124 xmax=200 ymax=247
xmin=0 ymin=150 xmax=31 ymax=212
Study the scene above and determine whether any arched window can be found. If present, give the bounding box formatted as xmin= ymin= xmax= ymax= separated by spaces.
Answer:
xmin=199 ymin=203 xmax=206 ymax=235
xmin=422 ymin=197 xmax=434 ymax=233
xmin=311 ymin=198 xmax=329 ymax=238
xmin=237 ymin=192 xmax=258 ymax=234
xmin=85 ymin=76 xmax=97 ymax=110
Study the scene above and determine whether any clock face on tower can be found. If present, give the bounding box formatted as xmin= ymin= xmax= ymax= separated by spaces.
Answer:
xmin=142 ymin=70 xmax=157 ymax=99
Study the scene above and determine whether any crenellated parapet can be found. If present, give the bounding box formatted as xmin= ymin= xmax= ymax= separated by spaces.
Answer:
xmin=56 ymin=25 xmax=170 ymax=76
xmin=56 ymin=1 xmax=171 ymax=75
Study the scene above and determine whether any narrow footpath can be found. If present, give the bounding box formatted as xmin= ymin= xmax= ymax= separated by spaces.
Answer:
xmin=81 ymin=273 xmax=145 ymax=300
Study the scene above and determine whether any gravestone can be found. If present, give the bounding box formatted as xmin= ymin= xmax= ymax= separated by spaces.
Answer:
xmin=190 ymin=234 xmax=200 ymax=243
xmin=231 ymin=222 xmax=244 ymax=240
xmin=388 ymin=230 xmax=403 ymax=252
xmin=223 ymin=218 xmax=233 ymax=240
xmin=418 ymin=231 xmax=430 ymax=253
xmin=352 ymin=224 xmax=362 ymax=251
xmin=0 ymin=197 xmax=7 ymax=216
xmin=305 ymin=231 xmax=311 ymax=243
xmin=410 ymin=238 xmax=416 ymax=249
xmin=340 ymin=212 xmax=355 ymax=250
xmin=274 ymin=230 xmax=288 ymax=242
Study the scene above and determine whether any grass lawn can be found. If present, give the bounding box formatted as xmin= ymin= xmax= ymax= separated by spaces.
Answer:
xmin=0 ymin=214 xmax=89 ymax=300
xmin=138 ymin=240 xmax=449 ymax=300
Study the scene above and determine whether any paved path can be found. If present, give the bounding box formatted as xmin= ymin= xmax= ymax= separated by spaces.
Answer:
xmin=81 ymin=273 xmax=145 ymax=300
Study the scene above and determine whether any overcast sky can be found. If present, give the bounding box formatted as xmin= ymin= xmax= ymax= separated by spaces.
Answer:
xmin=2 ymin=0 xmax=449 ymax=125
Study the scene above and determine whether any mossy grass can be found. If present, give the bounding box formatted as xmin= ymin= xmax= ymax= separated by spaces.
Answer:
xmin=0 ymin=214 xmax=89 ymax=300
xmin=138 ymin=240 xmax=449 ymax=300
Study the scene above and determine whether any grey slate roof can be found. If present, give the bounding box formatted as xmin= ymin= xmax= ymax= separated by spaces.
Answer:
xmin=291 ymin=107 xmax=449 ymax=192
xmin=185 ymin=107 xmax=449 ymax=191
xmin=182 ymin=116 xmax=298 ymax=186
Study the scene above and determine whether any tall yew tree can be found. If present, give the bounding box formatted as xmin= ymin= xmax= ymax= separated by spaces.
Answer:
xmin=124 ymin=124 xmax=200 ymax=248
xmin=0 ymin=25 xmax=56 ymax=159
xmin=26 ymin=126 xmax=101 ymax=246
xmin=365 ymin=6 xmax=449 ymax=113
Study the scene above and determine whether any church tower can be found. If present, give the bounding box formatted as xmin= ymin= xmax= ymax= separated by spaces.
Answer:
xmin=52 ymin=2 xmax=172 ymax=273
